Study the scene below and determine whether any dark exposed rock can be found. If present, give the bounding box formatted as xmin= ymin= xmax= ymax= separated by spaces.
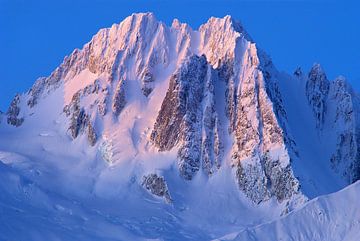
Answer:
xmin=236 ymin=159 xmax=268 ymax=204
xmin=140 ymin=68 xmax=155 ymax=97
xmin=7 ymin=94 xmax=24 ymax=127
xmin=332 ymin=77 xmax=353 ymax=124
xmin=353 ymin=128 xmax=360 ymax=182
xmin=64 ymin=88 xmax=98 ymax=146
xmin=201 ymin=70 xmax=223 ymax=175
xmin=330 ymin=132 xmax=356 ymax=181
xmin=293 ymin=67 xmax=302 ymax=78
xmin=217 ymin=60 xmax=236 ymax=132
xmin=329 ymin=77 xmax=360 ymax=183
xmin=142 ymin=174 xmax=172 ymax=203
xmin=306 ymin=64 xmax=330 ymax=129
xmin=263 ymin=154 xmax=299 ymax=202
xmin=27 ymin=77 xmax=46 ymax=108
xmin=151 ymin=55 xmax=209 ymax=180
xmin=98 ymin=97 xmax=107 ymax=116
xmin=87 ymin=122 xmax=97 ymax=146
xmin=112 ymin=79 xmax=126 ymax=116
xmin=227 ymin=51 xmax=300 ymax=203
xmin=70 ymin=107 xmax=87 ymax=139
xmin=235 ymin=152 xmax=299 ymax=204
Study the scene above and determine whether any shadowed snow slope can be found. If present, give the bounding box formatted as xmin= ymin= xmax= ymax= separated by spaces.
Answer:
xmin=218 ymin=181 xmax=360 ymax=241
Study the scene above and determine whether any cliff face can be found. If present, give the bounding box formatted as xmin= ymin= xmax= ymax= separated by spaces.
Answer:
xmin=327 ymin=77 xmax=360 ymax=183
xmin=306 ymin=64 xmax=330 ymax=129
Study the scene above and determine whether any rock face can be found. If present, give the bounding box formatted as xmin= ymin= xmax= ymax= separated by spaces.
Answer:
xmin=87 ymin=122 xmax=97 ymax=146
xmin=142 ymin=174 xmax=172 ymax=203
xmin=151 ymin=55 xmax=224 ymax=179
xmin=7 ymin=94 xmax=24 ymax=127
xmin=140 ymin=68 xmax=155 ymax=97
xmin=226 ymin=50 xmax=299 ymax=203
xmin=303 ymin=66 xmax=360 ymax=184
xmin=306 ymin=64 xmax=330 ymax=129
xmin=63 ymin=83 xmax=101 ymax=146
xmin=112 ymin=79 xmax=126 ymax=116
xmin=328 ymin=77 xmax=360 ymax=183
xmin=151 ymin=55 xmax=207 ymax=179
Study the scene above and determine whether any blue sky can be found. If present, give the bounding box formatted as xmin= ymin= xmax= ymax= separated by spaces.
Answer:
xmin=0 ymin=0 xmax=359 ymax=110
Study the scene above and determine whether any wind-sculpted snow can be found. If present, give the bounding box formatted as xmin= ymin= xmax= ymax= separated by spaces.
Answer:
xmin=1 ymin=12 xmax=360 ymax=240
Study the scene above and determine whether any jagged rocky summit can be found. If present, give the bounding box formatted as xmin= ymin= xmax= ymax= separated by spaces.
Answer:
xmin=2 ymin=12 xmax=360 ymax=207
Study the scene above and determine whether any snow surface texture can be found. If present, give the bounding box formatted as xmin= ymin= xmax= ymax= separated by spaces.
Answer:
xmin=1 ymin=12 xmax=359 ymax=240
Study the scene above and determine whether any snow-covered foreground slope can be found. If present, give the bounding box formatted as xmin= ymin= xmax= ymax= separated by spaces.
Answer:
xmin=219 ymin=181 xmax=360 ymax=241
xmin=1 ymin=12 xmax=360 ymax=240
xmin=0 ymin=153 xmax=288 ymax=240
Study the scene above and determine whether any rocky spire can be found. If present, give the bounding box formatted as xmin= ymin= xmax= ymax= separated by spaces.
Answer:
xmin=7 ymin=94 xmax=24 ymax=127
xmin=306 ymin=63 xmax=330 ymax=129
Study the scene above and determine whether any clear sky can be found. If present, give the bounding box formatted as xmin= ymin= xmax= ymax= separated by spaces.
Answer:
xmin=0 ymin=0 xmax=359 ymax=110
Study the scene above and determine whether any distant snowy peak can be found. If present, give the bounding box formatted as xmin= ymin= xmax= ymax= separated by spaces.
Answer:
xmin=328 ymin=76 xmax=360 ymax=183
xmin=302 ymin=63 xmax=360 ymax=183
xmin=3 ymin=13 xmax=360 ymax=207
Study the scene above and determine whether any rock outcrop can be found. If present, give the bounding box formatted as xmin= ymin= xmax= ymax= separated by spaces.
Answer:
xmin=151 ymin=55 xmax=208 ymax=179
xmin=7 ymin=94 xmax=24 ymax=127
xmin=151 ymin=55 xmax=224 ymax=179
xmin=142 ymin=174 xmax=172 ymax=203
xmin=305 ymin=64 xmax=330 ymax=129
xmin=63 ymin=84 xmax=101 ymax=146
xmin=112 ymin=79 xmax=126 ymax=116
xmin=329 ymin=77 xmax=360 ymax=183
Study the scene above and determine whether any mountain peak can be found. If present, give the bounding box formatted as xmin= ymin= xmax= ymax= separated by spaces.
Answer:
xmin=126 ymin=12 xmax=157 ymax=24
xmin=294 ymin=66 xmax=303 ymax=77
xmin=309 ymin=63 xmax=326 ymax=76
xmin=201 ymin=15 xmax=251 ymax=41
xmin=308 ymin=63 xmax=329 ymax=87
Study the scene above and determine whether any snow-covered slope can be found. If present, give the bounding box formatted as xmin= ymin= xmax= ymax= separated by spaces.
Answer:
xmin=219 ymin=181 xmax=360 ymax=241
xmin=1 ymin=12 xmax=359 ymax=240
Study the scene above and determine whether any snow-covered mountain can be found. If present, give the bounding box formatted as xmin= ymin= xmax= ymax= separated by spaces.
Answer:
xmin=1 ymin=13 xmax=359 ymax=240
